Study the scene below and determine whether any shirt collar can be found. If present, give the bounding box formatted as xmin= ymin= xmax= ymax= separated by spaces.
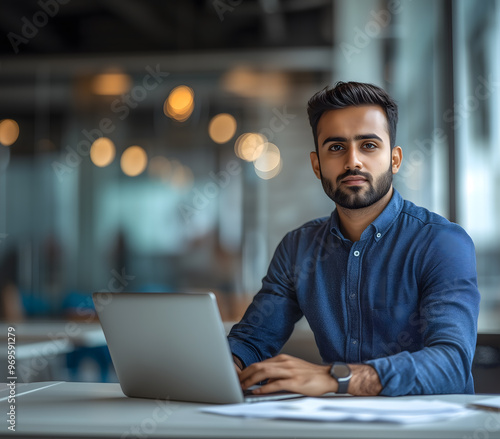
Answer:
xmin=329 ymin=188 xmax=404 ymax=242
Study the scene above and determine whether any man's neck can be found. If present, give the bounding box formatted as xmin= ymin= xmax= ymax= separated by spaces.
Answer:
xmin=336 ymin=187 xmax=394 ymax=242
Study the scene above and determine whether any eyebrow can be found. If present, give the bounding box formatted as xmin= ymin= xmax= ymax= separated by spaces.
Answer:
xmin=321 ymin=133 xmax=383 ymax=147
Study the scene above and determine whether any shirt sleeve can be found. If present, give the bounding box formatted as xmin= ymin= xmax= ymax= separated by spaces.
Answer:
xmin=228 ymin=234 xmax=304 ymax=368
xmin=365 ymin=224 xmax=480 ymax=395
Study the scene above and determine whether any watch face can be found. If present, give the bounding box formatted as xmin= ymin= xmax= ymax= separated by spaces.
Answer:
xmin=332 ymin=364 xmax=351 ymax=379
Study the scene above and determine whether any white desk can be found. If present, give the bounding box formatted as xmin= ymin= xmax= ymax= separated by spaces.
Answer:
xmin=1 ymin=382 xmax=500 ymax=439
xmin=0 ymin=322 xmax=107 ymax=382
xmin=0 ymin=321 xmax=106 ymax=351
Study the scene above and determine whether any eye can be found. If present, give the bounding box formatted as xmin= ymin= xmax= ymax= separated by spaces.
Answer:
xmin=363 ymin=142 xmax=377 ymax=150
xmin=328 ymin=144 xmax=344 ymax=152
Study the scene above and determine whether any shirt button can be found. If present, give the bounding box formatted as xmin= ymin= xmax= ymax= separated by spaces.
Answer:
xmin=353 ymin=250 xmax=360 ymax=257
xmin=376 ymin=233 xmax=382 ymax=238
xmin=352 ymin=340 xmax=358 ymax=345
xmin=349 ymin=293 xmax=356 ymax=299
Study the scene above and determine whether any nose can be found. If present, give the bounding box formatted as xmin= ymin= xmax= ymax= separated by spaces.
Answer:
xmin=344 ymin=146 xmax=363 ymax=170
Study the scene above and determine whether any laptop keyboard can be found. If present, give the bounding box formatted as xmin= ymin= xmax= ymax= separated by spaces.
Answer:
xmin=243 ymin=388 xmax=303 ymax=403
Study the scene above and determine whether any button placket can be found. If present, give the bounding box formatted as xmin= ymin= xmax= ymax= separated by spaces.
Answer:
xmin=346 ymin=245 xmax=363 ymax=361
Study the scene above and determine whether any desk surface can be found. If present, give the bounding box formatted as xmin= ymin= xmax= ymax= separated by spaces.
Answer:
xmin=0 ymin=322 xmax=106 ymax=362
xmin=1 ymin=382 xmax=500 ymax=439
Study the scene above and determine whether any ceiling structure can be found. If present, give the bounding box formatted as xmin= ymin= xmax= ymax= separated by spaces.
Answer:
xmin=0 ymin=0 xmax=334 ymax=156
xmin=0 ymin=0 xmax=332 ymax=56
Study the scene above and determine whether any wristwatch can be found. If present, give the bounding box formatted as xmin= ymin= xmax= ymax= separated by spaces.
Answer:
xmin=330 ymin=362 xmax=352 ymax=394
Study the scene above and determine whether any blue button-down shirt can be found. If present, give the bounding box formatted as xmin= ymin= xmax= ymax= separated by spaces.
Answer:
xmin=228 ymin=189 xmax=480 ymax=395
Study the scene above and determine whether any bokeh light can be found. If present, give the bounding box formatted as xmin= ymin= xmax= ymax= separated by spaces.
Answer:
xmin=148 ymin=155 xmax=172 ymax=181
xmin=234 ymin=133 xmax=267 ymax=161
xmin=255 ymin=159 xmax=282 ymax=180
xmin=253 ymin=143 xmax=282 ymax=180
xmin=91 ymin=72 xmax=132 ymax=95
xmin=163 ymin=86 xmax=194 ymax=122
xmin=170 ymin=162 xmax=194 ymax=188
xmin=208 ymin=113 xmax=237 ymax=144
xmin=0 ymin=119 xmax=20 ymax=146
xmin=222 ymin=66 xmax=289 ymax=101
xmin=90 ymin=137 xmax=116 ymax=167
xmin=120 ymin=145 xmax=148 ymax=177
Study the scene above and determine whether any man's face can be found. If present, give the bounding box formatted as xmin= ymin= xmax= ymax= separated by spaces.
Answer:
xmin=310 ymin=105 xmax=401 ymax=209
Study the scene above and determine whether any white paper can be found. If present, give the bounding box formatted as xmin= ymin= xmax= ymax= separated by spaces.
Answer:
xmin=201 ymin=397 xmax=474 ymax=424
xmin=469 ymin=396 xmax=500 ymax=410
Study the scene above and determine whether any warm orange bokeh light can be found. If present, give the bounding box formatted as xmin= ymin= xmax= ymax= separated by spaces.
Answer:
xmin=91 ymin=73 xmax=132 ymax=96
xmin=120 ymin=145 xmax=148 ymax=177
xmin=234 ymin=133 xmax=267 ymax=161
xmin=0 ymin=119 xmax=20 ymax=146
xmin=208 ymin=113 xmax=237 ymax=144
xmin=90 ymin=137 xmax=116 ymax=167
xmin=163 ymin=86 xmax=195 ymax=122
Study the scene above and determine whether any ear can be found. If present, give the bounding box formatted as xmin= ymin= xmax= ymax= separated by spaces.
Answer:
xmin=391 ymin=146 xmax=403 ymax=174
xmin=310 ymin=151 xmax=321 ymax=179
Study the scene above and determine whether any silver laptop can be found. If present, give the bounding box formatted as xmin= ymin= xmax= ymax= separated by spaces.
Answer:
xmin=93 ymin=292 xmax=302 ymax=404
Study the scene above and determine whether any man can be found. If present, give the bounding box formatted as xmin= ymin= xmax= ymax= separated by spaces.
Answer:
xmin=228 ymin=81 xmax=480 ymax=397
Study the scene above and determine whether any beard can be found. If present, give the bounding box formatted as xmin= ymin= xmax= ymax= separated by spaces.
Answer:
xmin=320 ymin=163 xmax=393 ymax=209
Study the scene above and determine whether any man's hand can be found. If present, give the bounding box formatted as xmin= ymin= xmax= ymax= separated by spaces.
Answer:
xmin=238 ymin=354 xmax=383 ymax=396
xmin=238 ymin=354 xmax=337 ymax=396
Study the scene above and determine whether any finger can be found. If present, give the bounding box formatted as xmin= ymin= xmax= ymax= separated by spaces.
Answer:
xmin=240 ymin=369 xmax=274 ymax=389
xmin=240 ymin=366 xmax=292 ymax=389
xmin=238 ymin=355 xmax=301 ymax=388
xmin=238 ymin=363 xmax=263 ymax=382
xmin=239 ymin=361 xmax=293 ymax=381
xmin=251 ymin=379 xmax=291 ymax=394
xmin=238 ymin=358 xmax=287 ymax=380
xmin=253 ymin=378 xmax=329 ymax=397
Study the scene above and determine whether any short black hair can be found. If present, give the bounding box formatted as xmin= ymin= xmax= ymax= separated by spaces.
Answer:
xmin=307 ymin=81 xmax=398 ymax=152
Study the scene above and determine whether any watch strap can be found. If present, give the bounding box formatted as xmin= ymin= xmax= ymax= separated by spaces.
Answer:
xmin=330 ymin=362 xmax=352 ymax=394
xmin=336 ymin=375 xmax=349 ymax=394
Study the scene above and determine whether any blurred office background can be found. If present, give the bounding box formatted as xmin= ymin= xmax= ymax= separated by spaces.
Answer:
xmin=0 ymin=0 xmax=499 ymax=383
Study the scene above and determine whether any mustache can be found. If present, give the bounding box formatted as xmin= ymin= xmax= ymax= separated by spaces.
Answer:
xmin=336 ymin=169 xmax=372 ymax=184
